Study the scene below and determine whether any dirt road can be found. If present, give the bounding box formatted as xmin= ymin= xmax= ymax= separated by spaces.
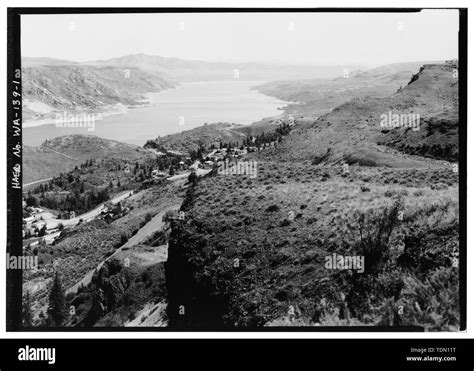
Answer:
xmin=65 ymin=203 xmax=181 ymax=295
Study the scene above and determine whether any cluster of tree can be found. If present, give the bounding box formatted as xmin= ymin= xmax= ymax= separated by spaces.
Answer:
xmin=213 ymin=141 xmax=241 ymax=150
xmin=33 ymin=173 xmax=82 ymax=196
xmin=31 ymin=159 xmax=97 ymax=195
xmin=22 ymin=271 xmax=68 ymax=328
xmin=154 ymin=156 xmax=183 ymax=172
xmin=143 ymin=139 xmax=161 ymax=149
xmin=249 ymin=122 xmax=293 ymax=147
xmin=215 ymin=122 xmax=294 ymax=153
xmin=81 ymin=159 xmax=96 ymax=167
xmin=25 ymin=192 xmax=39 ymax=207
xmin=32 ymin=182 xmax=54 ymax=194
xmin=29 ymin=187 xmax=110 ymax=215
xmin=190 ymin=146 xmax=206 ymax=162
xmin=23 ymin=224 xmax=48 ymax=239
xmin=188 ymin=170 xmax=198 ymax=186
xmin=74 ymin=158 xmax=97 ymax=172
xmin=130 ymin=161 xmax=149 ymax=182
xmin=26 ymin=157 xmax=134 ymax=213
xmin=135 ymin=153 xmax=193 ymax=176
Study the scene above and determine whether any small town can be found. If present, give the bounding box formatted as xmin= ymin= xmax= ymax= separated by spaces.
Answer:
xmin=21 ymin=139 xmax=274 ymax=250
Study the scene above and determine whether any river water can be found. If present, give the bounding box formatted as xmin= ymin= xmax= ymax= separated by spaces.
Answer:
xmin=23 ymin=80 xmax=287 ymax=147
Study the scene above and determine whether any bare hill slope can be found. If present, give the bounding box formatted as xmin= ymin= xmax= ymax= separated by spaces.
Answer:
xmin=264 ymin=63 xmax=458 ymax=166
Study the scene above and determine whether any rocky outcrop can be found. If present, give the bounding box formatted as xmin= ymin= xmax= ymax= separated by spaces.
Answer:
xmin=81 ymin=259 xmax=132 ymax=326
xmin=22 ymin=65 xmax=175 ymax=121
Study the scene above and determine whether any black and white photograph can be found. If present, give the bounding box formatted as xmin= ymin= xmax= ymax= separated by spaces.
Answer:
xmin=7 ymin=8 xmax=465 ymax=331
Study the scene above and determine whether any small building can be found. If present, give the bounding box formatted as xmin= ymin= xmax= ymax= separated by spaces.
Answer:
xmin=23 ymin=216 xmax=35 ymax=224
xmin=206 ymin=150 xmax=218 ymax=158
xmin=167 ymin=150 xmax=185 ymax=156
xmin=69 ymin=211 xmax=76 ymax=219
xmin=190 ymin=161 xmax=201 ymax=170
xmin=23 ymin=226 xmax=36 ymax=238
xmin=151 ymin=169 xmax=167 ymax=179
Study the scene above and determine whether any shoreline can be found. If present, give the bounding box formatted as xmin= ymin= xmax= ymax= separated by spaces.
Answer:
xmin=22 ymin=81 xmax=291 ymax=147
xmin=22 ymin=102 xmax=145 ymax=129
xmin=22 ymin=80 xmax=290 ymax=130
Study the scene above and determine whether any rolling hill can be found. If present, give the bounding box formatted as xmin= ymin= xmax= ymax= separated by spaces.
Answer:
xmin=23 ymin=135 xmax=155 ymax=184
xmin=144 ymin=122 xmax=248 ymax=153
xmin=22 ymin=64 xmax=175 ymax=121
xmin=260 ymin=63 xmax=458 ymax=166
xmin=84 ymin=53 xmax=366 ymax=82
xmin=163 ymin=61 xmax=460 ymax=331
xmin=253 ymin=61 xmax=443 ymax=118
xmin=21 ymin=59 xmax=460 ymax=331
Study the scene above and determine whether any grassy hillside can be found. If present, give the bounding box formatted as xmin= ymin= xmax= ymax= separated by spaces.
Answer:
xmin=254 ymin=62 xmax=441 ymax=118
xmin=263 ymin=64 xmax=458 ymax=165
xmin=166 ymin=161 xmax=459 ymax=330
xmin=23 ymin=135 xmax=155 ymax=184
xmin=145 ymin=122 xmax=248 ymax=153
xmin=164 ymin=62 xmax=460 ymax=331
xmin=21 ymin=60 xmax=460 ymax=331
xmin=23 ymin=182 xmax=183 ymax=324
xmin=144 ymin=119 xmax=297 ymax=154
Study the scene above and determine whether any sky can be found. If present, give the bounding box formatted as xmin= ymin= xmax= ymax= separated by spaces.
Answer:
xmin=21 ymin=10 xmax=459 ymax=67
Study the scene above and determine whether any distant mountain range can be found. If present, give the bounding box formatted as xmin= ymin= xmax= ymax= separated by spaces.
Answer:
xmin=21 ymin=54 xmax=369 ymax=123
xmin=22 ymin=55 xmax=445 ymax=125
xmin=22 ymin=55 xmax=457 ymax=184
xmin=23 ymin=54 xmax=367 ymax=82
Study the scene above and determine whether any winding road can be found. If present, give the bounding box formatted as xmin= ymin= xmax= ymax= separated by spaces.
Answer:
xmin=24 ymin=190 xmax=134 ymax=248
xmin=65 ymin=203 xmax=181 ymax=295
xmin=59 ymin=168 xmax=211 ymax=294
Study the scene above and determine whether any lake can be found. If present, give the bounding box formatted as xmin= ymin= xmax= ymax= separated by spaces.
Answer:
xmin=23 ymin=81 xmax=287 ymax=147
